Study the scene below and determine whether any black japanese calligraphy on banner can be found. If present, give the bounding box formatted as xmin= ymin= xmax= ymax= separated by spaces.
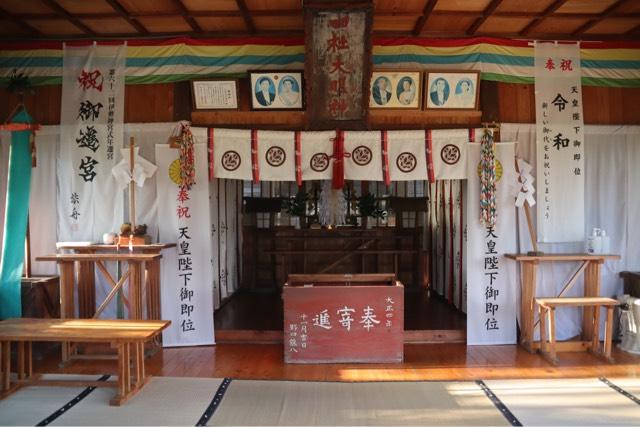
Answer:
xmin=305 ymin=3 xmax=372 ymax=128
xmin=535 ymin=42 xmax=585 ymax=242
xmin=157 ymin=143 xmax=215 ymax=347
xmin=57 ymin=43 xmax=125 ymax=242
xmin=467 ymin=143 xmax=518 ymax=345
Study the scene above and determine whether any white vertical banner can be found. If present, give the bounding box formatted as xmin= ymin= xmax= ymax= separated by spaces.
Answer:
xmin=156 ymin=143 xmax=215 ymax=347
xmin=535 ymin=42 xmax=585 ymax=242
xmin=467 ymin=142 xmax=517 ymax=345
xmin=58 ymin=43 xmax=125 ymax=241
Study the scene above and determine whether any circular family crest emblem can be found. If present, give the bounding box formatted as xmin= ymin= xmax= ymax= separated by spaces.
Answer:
xmin=352 ymin=145 xmax=372 ymax=166
xmin=265 ymin=146 xmax=286 ymax=167
xmin=476 ymin=159 xmax=504 ymax=182
xmin=168 ymin=159 xmax=183 ymax=186
xmin=221 ymin=150 xmax=241 ymax=171
xmin=396 ymin=152 xmax=417 ymax=173
xmin=440 ymin=144 xmax=461 ymax=165
xmin=310 ymin=153 xmax=330 ymax=172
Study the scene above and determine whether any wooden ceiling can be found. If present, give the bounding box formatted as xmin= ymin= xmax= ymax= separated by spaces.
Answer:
xmin=0 ymin=0 xmax=638 ymax=40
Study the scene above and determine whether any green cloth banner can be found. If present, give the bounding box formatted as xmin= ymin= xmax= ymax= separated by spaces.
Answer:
xmin=0 ymin=109 xmax=33 ymax=319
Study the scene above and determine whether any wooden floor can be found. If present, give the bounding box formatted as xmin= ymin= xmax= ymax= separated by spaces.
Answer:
xmin=38 ymin=343 xmax=640 ymax=382
xmin=215 ymin=288 xmax=466 ymax=331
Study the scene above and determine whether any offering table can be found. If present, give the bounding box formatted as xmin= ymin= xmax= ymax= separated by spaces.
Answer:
xmin=36 ymin=253 xmax=163 ymax=361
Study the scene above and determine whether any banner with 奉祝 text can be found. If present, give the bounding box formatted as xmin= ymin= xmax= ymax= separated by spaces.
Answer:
xmin=535 ymin=42 xmax=585 ymax=242
xmin=156 ymin=143 xmax=215 ymax=347
xmin=57 ymin=43 xmax=125 ymax=242
xmin=466 ymin=142 xmax=517 ymax=345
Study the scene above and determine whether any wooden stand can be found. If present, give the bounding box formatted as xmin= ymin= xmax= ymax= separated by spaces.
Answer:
xmin=537 ymin=297 xmax=618 ymax=364
xmin=505 ymin=253 xmax=620 ymax=353
xmin=0 ymin=318 xmax=169 ymax=406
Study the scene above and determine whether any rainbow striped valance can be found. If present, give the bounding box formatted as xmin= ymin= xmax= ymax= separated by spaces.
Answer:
xmin=1 ymin=36 xmax=639 ymax=87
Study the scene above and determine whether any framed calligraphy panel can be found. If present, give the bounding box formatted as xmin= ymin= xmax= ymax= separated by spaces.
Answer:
xmin=191 ymin=79 xmax=239 ymax=110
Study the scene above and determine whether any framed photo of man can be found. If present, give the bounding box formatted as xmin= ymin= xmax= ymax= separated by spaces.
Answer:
xmin=191 ymin=79 xmax=239 ymax=110
xmin=424 ymin=71 xmax=480 ymax=110
xmin=249 ymin=71 xmax=304 ymax=110
xmin=369 ymin=71 xmax=422 ymax=109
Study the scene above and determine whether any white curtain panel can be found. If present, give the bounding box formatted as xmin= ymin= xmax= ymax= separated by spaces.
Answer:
xmin=502 ymin=124 xmax=640 ymax=339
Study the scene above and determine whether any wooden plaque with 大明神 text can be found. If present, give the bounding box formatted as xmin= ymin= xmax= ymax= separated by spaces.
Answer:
xmin=304 ymin=0 xmax=373 ymax=130
xmin=283 ymin=274 xmax=403 ymax=363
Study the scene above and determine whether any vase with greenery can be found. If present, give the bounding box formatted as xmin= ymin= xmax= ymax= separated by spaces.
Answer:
xmin=357 ymin=192 xmax=386 ymax=228
xmin=282 ymin=189 xmax=309 ymax=228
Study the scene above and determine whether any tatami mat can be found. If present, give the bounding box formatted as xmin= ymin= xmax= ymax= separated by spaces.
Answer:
xmin=207 ymin=380 xmax=510 ymax=426
xmin=0 ymin=374 xmax=109 ymax=426
xmin=484 ymin=378 xmax=640 ymax=426
xmin=50 ymin=377 xmax=224 ymax=426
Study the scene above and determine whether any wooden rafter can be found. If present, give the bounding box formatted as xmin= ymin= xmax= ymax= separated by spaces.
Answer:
xmin=572 ymin=0 xmax=631 ymax=36
xmin=626 ymin=22 xmax=640 ymax=35
xmin=11 ymin=10 xmax=640 ymax=21
xmin=236 ymin=0 xmax=256 ymax=33
xmin=412 ymin=0 xmax=439 ymax=36
xmin=466 ymin=0 xmax=504 ymax=35
xmin=104 ymin=0 xmax=148 ymax=35
xmin=169 ymin=0 xmax=202 ymax=32
xmin=519 ymin=0 xmax=571 ymax=36
xmin=39 ymin=0 xmax=95 ymax=35
xmin=0 ymin=6 xmax=42 ymax=35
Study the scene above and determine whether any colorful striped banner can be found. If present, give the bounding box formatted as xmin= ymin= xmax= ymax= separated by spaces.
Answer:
xmin=1 ymin=36 xmax=639 ymax=87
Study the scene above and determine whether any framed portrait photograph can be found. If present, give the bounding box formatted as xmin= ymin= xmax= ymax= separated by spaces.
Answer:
xmin=369 ymin=71 xmax=422 ymax=109
xmin=424 ymin=71 xmax=480 ymax=110
xmin=249 ymin=71 xmax=304 ymax=110
xmin=191 ymin=79 xmax=239 ymax=110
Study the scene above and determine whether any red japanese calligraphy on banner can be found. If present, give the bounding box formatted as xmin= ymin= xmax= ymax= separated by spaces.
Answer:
xmin=306 ymin=4 xmax=372 ymax=128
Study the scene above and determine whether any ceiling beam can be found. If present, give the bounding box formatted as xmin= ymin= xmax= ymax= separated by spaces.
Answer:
xmin=104 ymin=0 xmax=148 ymax=34
xmin=572 ymin=0 xmax=631 ymax=36
xmin=0 ymin=6 xmax=43 ymax=35
xmin=518 ymin=0 xmax=571 ymax=36
xmin=39 ymin=0 xmax=95 ymax=35
xmin=236 ymin=0 xmax=256 ymax=33
xmin=169 ymin=0 xmax=202 ymax=32
xmin=12 ymin=9 xmax=639 ymax=21
xmin=466 ymin=0 xmax=504 ymax=35
xmin=412 ymin=0 xmax=439 ymax=36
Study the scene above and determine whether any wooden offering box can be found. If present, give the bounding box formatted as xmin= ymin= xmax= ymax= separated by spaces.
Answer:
xmin=283 ymin=274 xmax=404 ymax=364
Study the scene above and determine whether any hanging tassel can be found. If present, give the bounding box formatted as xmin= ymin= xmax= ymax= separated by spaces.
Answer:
xmin=479 ymin=129 xmax=497 ymax=228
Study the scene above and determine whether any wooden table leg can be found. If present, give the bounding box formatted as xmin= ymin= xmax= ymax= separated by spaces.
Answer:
xmin=520 ymin=261 xmax=537 ymax=352
xmin=591 ymin=305 xmax=601 ymax=354
xmin=604 ymin=306 xmax=614 ymax=362
xmin=26 ymin=342 xmax=33 ymax=378
xmin=58 ymin=260 xmax=76 ymax=363
xmin=549 ymin=307 xmax=557 ymax=363
xmin=128 ymin=261 xmax=143 ymax=320
xmin=17 ymin=342 xmax=25 ymax=380
xmin=78 ymin=259 xmax=96 ymax=318
xmin=144 ymin=255 xmax=161 ymax=320
xmin=2 ymin=341 xmax=10 ymax=392
xmin=583 ymin=261 xmax=602 ymax=340
xmin=539 ymin=304 xmax=547 ymax=356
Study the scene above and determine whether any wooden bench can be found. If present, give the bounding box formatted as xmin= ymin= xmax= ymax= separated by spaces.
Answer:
xmin=536 ymin=297 xmax=618 ymax=365
xmin=0 ymin=318 xmax=169 ymax=405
